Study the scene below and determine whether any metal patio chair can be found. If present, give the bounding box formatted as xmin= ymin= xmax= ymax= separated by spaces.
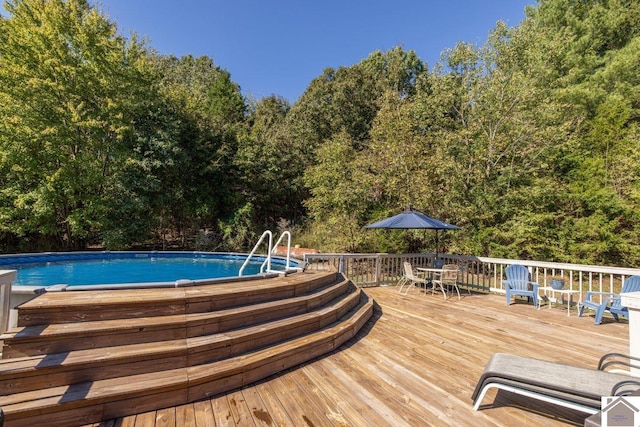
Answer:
xmin=432 ymin=264 xmax=465 ymax=300
xmin=398 ymin=262 xmax=428 ymax=295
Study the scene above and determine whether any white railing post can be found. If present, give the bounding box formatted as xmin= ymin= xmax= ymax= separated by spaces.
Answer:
xmin=0 ymin=270 xmax=17 ymax=334
xmin=621 ymin=292 xmax=640 ymax=377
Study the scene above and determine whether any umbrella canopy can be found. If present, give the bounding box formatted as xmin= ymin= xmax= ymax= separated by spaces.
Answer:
xmin=364 ymin=209 xmax=459 ymax=231
xmin=364 ymin=209 xmax=459 ymax=257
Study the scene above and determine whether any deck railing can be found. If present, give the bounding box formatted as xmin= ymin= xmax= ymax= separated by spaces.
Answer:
xmin=303 ymin=253 xmax=640 ymax=301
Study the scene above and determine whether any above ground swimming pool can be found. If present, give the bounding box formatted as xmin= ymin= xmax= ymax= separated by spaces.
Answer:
xmin=0 ymin=251 xmax=296 ymax=289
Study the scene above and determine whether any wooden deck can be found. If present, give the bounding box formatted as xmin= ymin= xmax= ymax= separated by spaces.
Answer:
xmin=87 ymin=285 xmax=629 ymax=427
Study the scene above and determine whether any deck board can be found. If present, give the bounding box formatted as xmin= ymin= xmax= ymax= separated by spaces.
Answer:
xmin=238 ymin=386 xmax=271 ymax=427
xmin=98 ymin=285 xmax=629 ymax=427
xmin=250 ymin=380 xmax=297 ymax=427
xmin=211 ymin=394 xmax=234 ymax=427
xmin=226 ymin=390 xmax=253 ymax=425
xmin=175 ymin=402 xmax=196 ymax=426
xmin=154 ymin=407 xmax=176 ymax=427
xmin=192 ymin=400 xmax=216 ymax=427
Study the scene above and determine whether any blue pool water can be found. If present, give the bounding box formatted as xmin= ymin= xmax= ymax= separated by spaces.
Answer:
xmin=0 ymin=252 xmax=288 ymax=287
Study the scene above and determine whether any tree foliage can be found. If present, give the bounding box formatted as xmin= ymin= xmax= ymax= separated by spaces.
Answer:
xmin=0 ymin=0 xmax=151 ymax=249
xmin=0 ymin=0 xmax=639 ymax=266
xmin=300 ymin=0 xmax=640 ymax=265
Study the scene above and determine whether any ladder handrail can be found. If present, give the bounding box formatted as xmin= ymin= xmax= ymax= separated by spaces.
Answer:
xmin=261 ymin=231 xmax=291 ymax=273
xmin=239 ymin=230 xmax=273 ymax=276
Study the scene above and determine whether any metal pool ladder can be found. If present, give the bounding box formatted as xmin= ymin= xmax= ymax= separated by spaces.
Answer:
xmin=239 ymin=230 xmax=292 ymax=276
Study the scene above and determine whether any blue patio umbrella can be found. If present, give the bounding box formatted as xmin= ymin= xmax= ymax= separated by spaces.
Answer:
xmin=364 ymin=208 xmax=459 ymax=256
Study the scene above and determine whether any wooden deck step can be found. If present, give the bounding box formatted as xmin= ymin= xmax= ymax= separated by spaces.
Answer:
xmin=2 ymin=273 xmax=350 ymax=357
xmin=14 ymin=271 xmax=340 ymax=326
xmin=0 ymin=287 xmax=363 ymax=395
xmin=0 ymin=292 xmax=374 ymax=427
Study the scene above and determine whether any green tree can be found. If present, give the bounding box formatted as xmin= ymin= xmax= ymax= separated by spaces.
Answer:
xmin=0 ymin=0 xmax=153 ymax=249
xmin=402 ymin=23 xmax=566 ymax=259
xmin=303 ymin=130 xmax=374 ymax=252
xmin=297 ymin=48 xmax=428 ymax=250
xmin=235 ymin=95 xmax=309 ymax=230
xmin=149 ymin=54 xmax=247 ymax=248
xmin=520 ymin=0 xmax=640 ymax=265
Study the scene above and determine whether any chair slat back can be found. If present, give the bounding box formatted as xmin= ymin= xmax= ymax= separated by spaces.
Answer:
xmin=505 ymin=264 xmax=531 ymax=290
xmin=403 ymin=262 xmax=415 ymax=280
xmin=612 ymin=276 xmax=640 ymax=309
xmin=440 ymin=264 xmax=459 ymax=285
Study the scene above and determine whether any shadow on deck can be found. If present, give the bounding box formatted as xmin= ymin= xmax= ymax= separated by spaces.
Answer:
xmin=97 ymin=285 xmax=628 ymax=427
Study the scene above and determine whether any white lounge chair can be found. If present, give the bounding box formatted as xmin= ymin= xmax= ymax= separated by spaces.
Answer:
xmin=472 ymin=353 xmax=640 ymax=415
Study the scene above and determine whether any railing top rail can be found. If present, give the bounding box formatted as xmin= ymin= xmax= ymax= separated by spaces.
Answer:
xmin=305 ymin=253 xmax=433 ymax=259
xmin=304 ymin=253 xmax=640 ymax=276
xmin=453 ymin=255 xmax=640 ymax=276
xmin=0 ymin=270 xmax=17 ymax=281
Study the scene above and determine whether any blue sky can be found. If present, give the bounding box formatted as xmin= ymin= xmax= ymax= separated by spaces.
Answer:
xmin=12 ymin=1 xmax=535 ymax=102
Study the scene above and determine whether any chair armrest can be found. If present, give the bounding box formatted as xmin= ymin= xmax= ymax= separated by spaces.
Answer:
xmin=584 ymin=291 xmax=618 ymax=301
xmin=603 ymin=296 xmax=622 ymax=306
xmin=611 ymin=380 xmax=640 ymax=396
xmin=598 ymin=352 xmax=640 ymax=372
